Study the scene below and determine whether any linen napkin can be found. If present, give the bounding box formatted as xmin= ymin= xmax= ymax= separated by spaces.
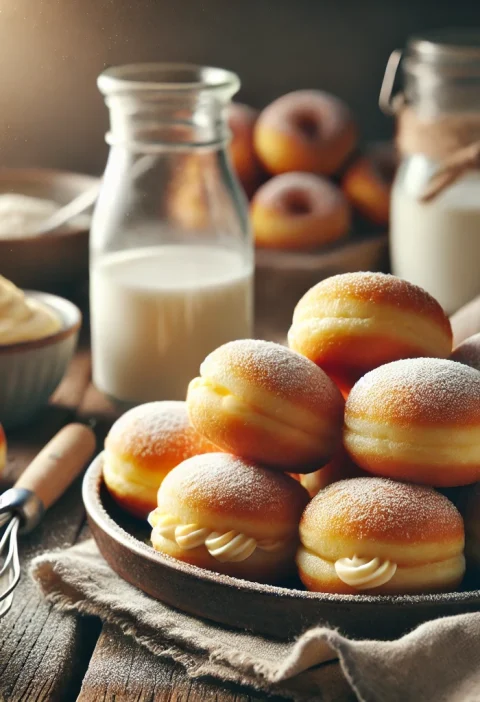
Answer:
xmin=31 ymin=540 xmax=480 ymax=702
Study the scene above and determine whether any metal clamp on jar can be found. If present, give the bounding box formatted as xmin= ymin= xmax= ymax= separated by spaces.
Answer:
xmin=380 ymin=31 xmax=480 ymax=315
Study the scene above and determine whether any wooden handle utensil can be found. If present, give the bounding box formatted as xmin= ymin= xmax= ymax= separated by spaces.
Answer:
xmin=14 ymin=423 xmax=97 ymax=510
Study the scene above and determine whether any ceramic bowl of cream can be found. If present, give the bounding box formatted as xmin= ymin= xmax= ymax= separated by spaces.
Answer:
xmin=0 ymin=278 xmax=81 ymax=428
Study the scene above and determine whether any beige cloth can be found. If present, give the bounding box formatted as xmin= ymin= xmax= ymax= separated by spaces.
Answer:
xmin=31 ymin=540 xmax=480 ymax=702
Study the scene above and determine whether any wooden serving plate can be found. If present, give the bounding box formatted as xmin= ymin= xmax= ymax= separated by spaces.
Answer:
xmin=83 ymin=454 xmax=480 ymax=641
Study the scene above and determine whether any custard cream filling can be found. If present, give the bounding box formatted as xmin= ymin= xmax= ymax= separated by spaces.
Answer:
xmin=189 ymin=376 xmax=323 ymax=438
xmin=0 ymin=275 xmax=61 ymax=344
xmin=149 ymin=510 xmax=284 ymax=563
xmin=334 ymin=555 xmax=397 ymax=590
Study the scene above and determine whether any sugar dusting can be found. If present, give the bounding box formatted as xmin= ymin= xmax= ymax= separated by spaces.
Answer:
xmin=205 ymin=339 xmax=342 ymax=408
xmin=255 ymin=171 xmax=345 ymax=215
xmin=106 ymin=401 xmax=215 ymax=458
xmin=303 ymin=477 xmax=463 ymax=542
xmin=297 ymin=271 xmax=451 ymax=331
xmin=160 ymin=452 xmax=308 ymax=520
xmin=347 ymin=357 xmax=480 ymax=424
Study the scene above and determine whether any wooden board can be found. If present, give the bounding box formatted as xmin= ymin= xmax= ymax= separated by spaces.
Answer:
xmin=78 ymin=624 xmax=294 ymax=702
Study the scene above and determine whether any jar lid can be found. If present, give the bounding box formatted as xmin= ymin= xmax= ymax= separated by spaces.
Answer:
xmin=380 ymin=30 xmax=480 ymax=115
xmin=406 ymin=29 xmax=480 ymax=72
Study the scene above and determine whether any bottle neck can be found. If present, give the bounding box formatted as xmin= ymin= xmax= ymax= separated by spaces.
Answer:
xmin=105 ymin=93 xmax=229 ymax=151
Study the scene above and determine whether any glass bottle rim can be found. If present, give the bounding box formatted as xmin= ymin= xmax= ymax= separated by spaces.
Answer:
xmin=98 ymin=62 xmax=240 ymax=96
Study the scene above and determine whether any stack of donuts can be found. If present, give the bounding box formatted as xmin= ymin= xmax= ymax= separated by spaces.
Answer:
xmin=169 ymin=91 xmax=394 ymax=250
xmin=102 ymin=271 xmax=480 ymax=595
xmin=236 ymin=93 xmax=394 ymax=249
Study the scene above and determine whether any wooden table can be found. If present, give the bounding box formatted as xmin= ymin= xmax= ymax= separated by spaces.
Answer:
xmin=1 ymin=337 xmax=330 ymax=702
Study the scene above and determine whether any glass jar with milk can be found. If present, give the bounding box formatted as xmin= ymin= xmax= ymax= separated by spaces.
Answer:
xmin=383 ymin=31 xmax=480 ymax=315
xmin=90 ymin=64 xmax=253 ymax=405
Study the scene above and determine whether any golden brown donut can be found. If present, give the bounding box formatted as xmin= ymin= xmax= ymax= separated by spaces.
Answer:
xmin=464 ymin=483 xmax=480 ymax=574
xmin=297 ymin=477 xmax=465 ymax=594
xmin=451 ymin=333 xmax=480 ymax=373
xmin=344 ymin=358 xmax=480 ymax=487
xmin=341 ymin=143 xmax=396 ymax=227
xmin=251 ymin=172 xmax=350 ymax=250
xmin=254 ymin=90 xmax=357 ymax=175
xmin=288 ymin=272 xmax=453 ymax=395
xmin=228 ymin=102 xmax=261 ymax=196
xmin=186 ymin=339 xmax=344 ymax=473
xmin=103 ymin=401 xmax=217 ymax=519
xmin=0 ymin=423 xmax=5 ymax=475
xmin=149 ymin=453 xmax=309 ymax=582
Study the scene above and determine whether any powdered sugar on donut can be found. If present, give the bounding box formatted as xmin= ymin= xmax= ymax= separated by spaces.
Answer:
xmin=295 ymin=272 xmax=451 ymax=334
xmin=255 ymin=172 xmax=346 ymax=216
xmin=201 ymin=339 xmax=343 ymax=410
xmin=303 ymin=477 xmax=463 ymax=543
xmin=106 ymin=401 xmax=215 ymax=459
xmin=160 ymin=452 xmax=308 ymax=522
xmin=347 ymin=358 xmax=480 ymax=425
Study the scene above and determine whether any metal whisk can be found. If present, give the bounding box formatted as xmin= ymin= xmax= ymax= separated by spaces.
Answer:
xmin=0 ymin=423 xmax=96 ymax=618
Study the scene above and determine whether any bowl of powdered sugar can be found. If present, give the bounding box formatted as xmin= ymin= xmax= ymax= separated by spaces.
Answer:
xmin=0 ymin=168 xmax=99 ymax=291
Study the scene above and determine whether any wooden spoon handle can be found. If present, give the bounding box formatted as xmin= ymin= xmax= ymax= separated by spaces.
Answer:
xmin=14 ymin=423 xmax=96 ymax=510
xmin=450 ymin=295 xmax=480 ymax=347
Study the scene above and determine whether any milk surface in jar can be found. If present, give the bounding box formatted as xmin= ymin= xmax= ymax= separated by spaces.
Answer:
xmin=90 ymin=63 xmax=253 ymax=405
xmin=91 ymin=245 xmax=252 ymax=402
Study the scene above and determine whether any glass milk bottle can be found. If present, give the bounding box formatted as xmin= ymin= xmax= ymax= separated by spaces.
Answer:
xmin=382 ymin=31 xmax=480 ymax=315
xmin=90 ymin=64 xmax=253 ymax=405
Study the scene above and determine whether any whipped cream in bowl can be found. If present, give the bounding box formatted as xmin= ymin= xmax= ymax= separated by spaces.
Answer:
xmin=0 ymin=275 xmax=62 ymax=345
xmin=0 ymin=275 xmax=81 ymax=427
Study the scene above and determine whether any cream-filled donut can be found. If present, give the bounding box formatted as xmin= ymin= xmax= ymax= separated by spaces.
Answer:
xmin=251 ymin=172 xmax=350 ymax=250
xmin=297 ymin=477 xmax=465 ymax=594
xmin=103 ymin=401 xmax=217 ymax=519
xmin=288 ymin=272 xmax=453 ymax=396
xmin=186 ymin=339 xmax=344 ymax=473
xmin=344 ymin=358 xmax=480 ymax=487
xmin=150 ymin=453 xmax=309 ymax=582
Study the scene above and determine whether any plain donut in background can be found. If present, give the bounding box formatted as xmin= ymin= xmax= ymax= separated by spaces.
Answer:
xmin=450 ymin=294 xmax=480 ymax=347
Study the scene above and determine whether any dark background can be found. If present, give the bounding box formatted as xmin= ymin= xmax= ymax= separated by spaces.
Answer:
xmin=1 ymin=0 xmax=479 ymax=175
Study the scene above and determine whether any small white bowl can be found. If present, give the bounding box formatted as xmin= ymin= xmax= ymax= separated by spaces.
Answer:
xmin=0 ymin=292 xmax=81 ymax=428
